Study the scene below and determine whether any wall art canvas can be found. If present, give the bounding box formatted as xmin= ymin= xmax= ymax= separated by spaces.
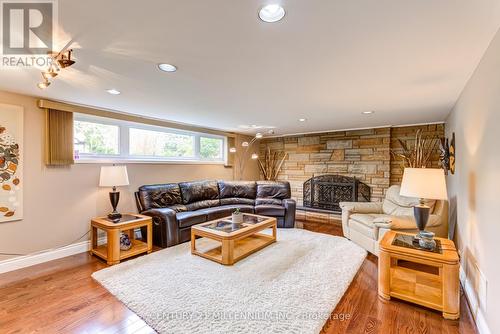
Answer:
xmin=0 ymin=104 xmax=23 ymax=223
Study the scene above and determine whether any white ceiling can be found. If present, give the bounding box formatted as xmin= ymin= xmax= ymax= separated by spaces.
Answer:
xmin=2 ymin=0 xmax=500 ymax=136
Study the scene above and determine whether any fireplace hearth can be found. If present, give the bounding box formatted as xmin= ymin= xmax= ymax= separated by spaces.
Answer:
xmin=303 ymin=175 xmax=370 ymax=213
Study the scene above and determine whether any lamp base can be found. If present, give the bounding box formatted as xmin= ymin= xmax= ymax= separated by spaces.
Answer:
xmin=414 ymin=202 xmax=430 ymax=240
xmin=108 ymin=190 xmax=122 ymax=222
xmin=107 ymin=212 xmax=122 ymax=221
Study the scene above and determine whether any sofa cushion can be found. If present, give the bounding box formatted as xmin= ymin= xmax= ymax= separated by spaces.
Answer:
xmin=137 ymin=183 xmax=183 ymax=210
xmin=199 ymin=204 xmax=254 ymax=220
xmin=176 ymin=211 xmax=208 ymax=228
xmin=185 ymin=199 xmax=220 ymax=211
xmin=179 ymin=180 xmax=219 ymax=205
xmin=255 ymin=204 xmax=285 ymax=217
xmin=256 ymin=181 xmax=291 ymax=199
xmin=221 ymin=197 xmax=255 ymax=206
xmin=218 ymin=181 xmax=257 ymax=199
xmin=382 ymin=185 xmax=436 ymax=216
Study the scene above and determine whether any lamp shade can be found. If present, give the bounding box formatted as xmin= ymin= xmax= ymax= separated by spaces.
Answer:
xmin=99 ymin=166 xmax=129 ymax=187
xmin=400 ymin=168 xmax=447 ymax=200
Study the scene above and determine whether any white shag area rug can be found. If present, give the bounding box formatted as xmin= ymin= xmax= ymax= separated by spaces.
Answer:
xmin=92 ymin=229 xmax=366 ymax=334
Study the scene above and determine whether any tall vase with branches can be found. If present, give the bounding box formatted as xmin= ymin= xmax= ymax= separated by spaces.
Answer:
xmin=258 ymin=147 xmax=287 ymax=181
xmin=391 ymin=129 xmax=440 ymax=170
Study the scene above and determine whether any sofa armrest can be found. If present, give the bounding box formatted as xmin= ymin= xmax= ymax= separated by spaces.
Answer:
xmin=339 ymin=201 xmax=383 ymax=214
xmin=282 ymin=198 xmax=296 ymax=228
xmin=373 ymin=214 xmax=442 ymax=230
xmin=141 ymin=208 xmax=179 ymax=247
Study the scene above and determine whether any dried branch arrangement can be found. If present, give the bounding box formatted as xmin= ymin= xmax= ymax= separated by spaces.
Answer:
xmin=392 ymin=129 xmax=440 ymax=169
xmin=258 ymin=148 xmax=287 ymax=181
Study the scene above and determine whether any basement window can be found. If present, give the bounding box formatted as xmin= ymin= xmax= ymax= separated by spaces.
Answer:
xmin=73 ymin=114 xmax=226 ymax=164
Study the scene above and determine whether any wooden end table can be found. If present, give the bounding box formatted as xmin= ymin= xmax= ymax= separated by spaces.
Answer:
xmin=191 ymin=214 xmax=277 ymax=265
xmin=378 ymin=231 xmax=460 ymax=319
xmin=90 ymin=213 xmax=152 ymax=265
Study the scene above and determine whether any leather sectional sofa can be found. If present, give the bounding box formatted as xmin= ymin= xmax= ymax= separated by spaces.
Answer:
xmin=135 ymin=180 xmax=296 ymax=248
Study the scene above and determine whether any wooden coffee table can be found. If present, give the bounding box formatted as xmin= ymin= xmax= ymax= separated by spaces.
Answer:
xmin=378 ymin=231 xmax=460 ymax=319
xmin=191 ymin=214 xmax=277 ymax=265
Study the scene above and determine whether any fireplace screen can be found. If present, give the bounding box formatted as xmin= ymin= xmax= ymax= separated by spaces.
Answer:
xmin=303 ymin=175 xmax=370 ymax=212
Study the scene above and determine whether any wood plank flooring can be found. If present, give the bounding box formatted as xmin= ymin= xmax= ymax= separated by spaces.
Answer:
xmin=0 ymin=222 xmax=477 ymax=334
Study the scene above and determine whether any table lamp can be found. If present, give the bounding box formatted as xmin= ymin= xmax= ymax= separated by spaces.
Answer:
xmin=400 ymin=168 xmax=448 ymax=239
xmin=99 ymin=165 xmax=129 ymax=220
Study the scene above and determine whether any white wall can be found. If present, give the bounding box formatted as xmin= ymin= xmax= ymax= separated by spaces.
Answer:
xmin=0 ymin=91 xmax=259 ymax=261
xmin=446 ymin=27 xmax=500 ymax=333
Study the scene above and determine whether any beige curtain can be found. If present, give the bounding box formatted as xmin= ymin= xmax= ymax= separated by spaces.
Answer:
xmin=45 ymin=109 xmax=74 ymax=165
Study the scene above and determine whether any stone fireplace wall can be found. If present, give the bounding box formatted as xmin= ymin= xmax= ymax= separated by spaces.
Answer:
xmin=259 ymin=124 xmax=444 ymax=206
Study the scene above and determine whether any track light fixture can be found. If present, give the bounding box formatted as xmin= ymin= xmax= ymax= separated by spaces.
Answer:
xmin=37 ymin=78 xmax=51 ymax=89
xmin=57 ymin=49 xmax=75 ymax=68
xmin=36 ymin=49 xmax=76 ymax=89
xmin=42 ymin=68 xmax=58 ymax=80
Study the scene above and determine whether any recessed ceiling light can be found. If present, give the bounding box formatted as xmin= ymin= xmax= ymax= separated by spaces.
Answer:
xmin=106 ymin=89 xmax=121 ymax=95
xmin=362 ymin=111 xmax=375 ymax=115
xmin=158 ymin=63 xmax=177 ymax=72
xmin=298 ymin=118 xmax=307 ymax=122
xmin=259 ymin=4 xmax=285 ymax=23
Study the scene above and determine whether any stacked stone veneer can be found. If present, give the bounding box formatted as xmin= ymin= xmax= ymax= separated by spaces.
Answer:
xmin=259 ymin=124 xmax=444 ymax=206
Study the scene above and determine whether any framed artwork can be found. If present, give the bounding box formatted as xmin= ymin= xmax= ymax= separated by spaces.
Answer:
xmin=0 ymin=104 xmax=23 ymax=223
xmin=449 ymin=133 xmax=455 ymax=175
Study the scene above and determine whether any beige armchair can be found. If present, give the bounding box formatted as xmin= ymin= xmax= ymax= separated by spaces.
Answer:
xmin=339 ymin=185 xmax=448 ymax=255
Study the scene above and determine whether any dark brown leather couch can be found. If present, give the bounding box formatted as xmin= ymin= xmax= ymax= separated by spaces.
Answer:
xmin=135 ymin=180 xmax=296 ymax=248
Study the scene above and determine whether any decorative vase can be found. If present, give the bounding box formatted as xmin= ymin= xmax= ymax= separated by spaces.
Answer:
xmin=418 ymin=231 xmax=436 ymax=250
xmin=120 ymin=233 xmax=132 ymax=250
xmin=232 ymin=212 xmax=243 ymax=225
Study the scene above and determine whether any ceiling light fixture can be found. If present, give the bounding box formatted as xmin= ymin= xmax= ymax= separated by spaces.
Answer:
xmin=255 ymin=133 xmax=263 ymax=139
xmin=298 ymin=118 xmax=307 ymax=122
xmin=362 ymin=111 xmax=375 ymax=115
xmin=251 ymin=153 xmax=259 ymax=160
xmin=42 ymin=68 xmax=58 ymax=80
xmin=35 ymin=48 xmax=76 ymax=89
xmin=57 ymin=49 xmax=75 ymax=68
xmin=259 ymin=4 xmax=286 ymax=23
xmin=106 ymin=89 xmax=121 ymax=95
xmin=158 ymin=63 xmax=177 ymax=72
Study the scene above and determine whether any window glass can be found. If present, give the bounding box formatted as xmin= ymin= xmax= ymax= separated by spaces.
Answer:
xmin=129 ymin=128 xmax=195 ymax=158
xmin=200 ymin=137 xmax=223 ymax=160
xmin=74 ymin=120 xmax=119 ymax=155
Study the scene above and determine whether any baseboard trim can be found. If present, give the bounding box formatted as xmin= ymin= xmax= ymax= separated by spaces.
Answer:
xmin=0 ymin=240 xmax=90 ymax=274
xmin=460 ymin=267 xmax=491 ymax=334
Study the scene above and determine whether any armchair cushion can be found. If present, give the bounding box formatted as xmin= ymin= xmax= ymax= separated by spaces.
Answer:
xmin=339 ymin=201 xmax=383 ymax=214
xmin=382 ymin=185 xmax=436 ymax=215
xmin=373 ymin=214 xmax=442 ymax=230
xmin=350 ymin=213 xmax=389 ymax=228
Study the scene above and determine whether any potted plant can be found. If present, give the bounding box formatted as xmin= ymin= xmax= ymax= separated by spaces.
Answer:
xmin=232 ymin=208 xmax=243 ymax=225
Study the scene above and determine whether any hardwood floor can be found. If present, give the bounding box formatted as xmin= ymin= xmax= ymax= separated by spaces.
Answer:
xmin=0 ymin=222 xmax=477 ymax=334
